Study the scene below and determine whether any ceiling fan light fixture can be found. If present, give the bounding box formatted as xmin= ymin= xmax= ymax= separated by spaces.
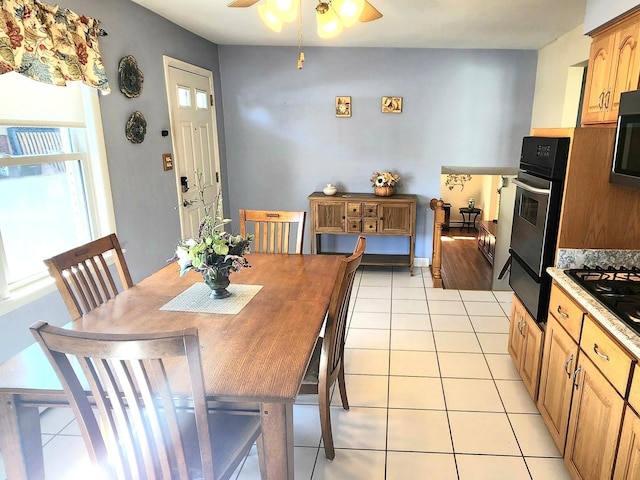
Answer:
xmin=268 ymin=0 xmax=298 ymax=23
xmin=331 ymin=0 xmax=364 ymax=27
xmin=316 ymin=5 xmax=343 ymax=39
xmin=258 ymin=3 xmax=284 ymax=32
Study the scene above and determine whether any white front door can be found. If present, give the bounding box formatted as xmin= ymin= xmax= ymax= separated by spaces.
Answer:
xmin=163 ymin=57 xmax=221 ymax=239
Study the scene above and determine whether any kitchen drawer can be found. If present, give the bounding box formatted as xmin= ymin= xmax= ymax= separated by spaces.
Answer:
xmin=630 ymin=365 xmax=640 ymax=414
xmin=347 ymin=219 xmax=362 ymax=233
xmin=363 ymin=203 xmax=378 ymax=217
xmin=580 ymin=315 xmax=633 ymax=396
xmin=548 ymin=283 xmax=585 ymax=342
xmin=347 ymin=203 xmax=362 ymax=216
xmin=363 ymin=219 xmax=378 ymax=232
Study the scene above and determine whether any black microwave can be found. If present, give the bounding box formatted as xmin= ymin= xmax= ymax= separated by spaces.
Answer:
xmin=611 ymin=89 xmax=640 ymax=190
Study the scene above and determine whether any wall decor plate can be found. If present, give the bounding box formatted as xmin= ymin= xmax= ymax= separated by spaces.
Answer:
xmin=118 ymin=55 xmax=144 ymax=98
xmin=125 ymin=111 xmax=147 ymax=144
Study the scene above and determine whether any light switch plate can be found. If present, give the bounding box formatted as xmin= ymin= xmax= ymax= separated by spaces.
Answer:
xmin=162 ymin=153 xmax=173 ymax=171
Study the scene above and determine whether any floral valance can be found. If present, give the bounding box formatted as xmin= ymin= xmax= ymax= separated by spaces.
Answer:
xmin=0 ymin=0 xmax=110 ymax=92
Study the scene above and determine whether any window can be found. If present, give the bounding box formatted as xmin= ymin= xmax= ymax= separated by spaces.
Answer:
xmin=0 ymin=73 xmax=115 ymax=311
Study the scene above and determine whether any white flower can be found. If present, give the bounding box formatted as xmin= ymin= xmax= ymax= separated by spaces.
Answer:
xmin=175 ymin=239 xmax=196 ymax=274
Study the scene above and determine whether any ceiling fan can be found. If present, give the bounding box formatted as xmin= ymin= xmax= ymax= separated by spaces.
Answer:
xmin=229 ymin=0 xmax=382 ymax=68
xmin=228 ymin=0 xmax=383 ymax=25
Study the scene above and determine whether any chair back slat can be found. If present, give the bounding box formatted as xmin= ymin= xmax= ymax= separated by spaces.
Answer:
xmin=239 ymin=209 xmax=306 ymax=254
xmin=45 ymin=234 xmax=133 ymax=319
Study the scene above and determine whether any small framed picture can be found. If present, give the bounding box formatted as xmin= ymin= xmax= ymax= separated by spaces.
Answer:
xmin=335 ymin=96 xmax=351 ymax=117
xmin=382 ymin=96 xmax=402 ymax=113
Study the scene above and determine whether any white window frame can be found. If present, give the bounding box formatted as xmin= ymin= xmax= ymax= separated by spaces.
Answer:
xmin=0 ymin=84 xmax=116 ymax=315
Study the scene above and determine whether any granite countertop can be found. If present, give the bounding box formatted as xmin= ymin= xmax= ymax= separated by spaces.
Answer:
xmin=548 ymin=248 xmax=640 ymax=361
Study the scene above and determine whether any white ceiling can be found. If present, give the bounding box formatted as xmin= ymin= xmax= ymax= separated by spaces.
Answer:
xmin=131 ymin=0 xmax=587 ymax=50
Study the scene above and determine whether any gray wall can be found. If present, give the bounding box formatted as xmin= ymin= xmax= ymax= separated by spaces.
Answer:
xmin=218 ymin=46 xmax=537 ymax=258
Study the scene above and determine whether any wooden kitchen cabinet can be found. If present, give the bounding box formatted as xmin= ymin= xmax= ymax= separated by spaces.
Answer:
xmin=614 ymin=368 xmax=640 ymax=480
xmin=537 ymin=314 xmax=579 ymax=454
xmin=477 ymin=220 xmax=496 ymax=265
xmin=508 ymin=294 xmax=544 ymax=401
xmin=565 ymin=352 xmax=625 ymax=480
xmin=582 ymin=10 xmax=640 ymax=125
xmin=309 ymin=192 xmax=417 ymax=274
xmin=614 ymin=406 xmax=640 ymax=480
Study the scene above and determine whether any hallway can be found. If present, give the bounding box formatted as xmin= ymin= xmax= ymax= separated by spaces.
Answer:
xmin=440 ymin=227 xmax=493 ymax=291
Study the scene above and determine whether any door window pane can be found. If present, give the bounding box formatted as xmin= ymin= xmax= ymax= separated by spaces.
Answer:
xmin=178 ymin=86 xmax=191 ymax=107
xmin=196 ymin=90 xmax=208 ymax=109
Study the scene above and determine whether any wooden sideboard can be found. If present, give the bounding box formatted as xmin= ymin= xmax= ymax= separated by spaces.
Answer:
xmin=308 ymin=192 xmax=417 ymax=274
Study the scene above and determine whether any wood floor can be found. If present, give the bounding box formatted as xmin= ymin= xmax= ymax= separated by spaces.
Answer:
xmin=440 ymin=227 xmax=493 ymax=291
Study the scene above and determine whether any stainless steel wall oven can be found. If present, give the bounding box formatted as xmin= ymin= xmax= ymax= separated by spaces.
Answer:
xmin=509 ymin=136 xmax=570 ymax=322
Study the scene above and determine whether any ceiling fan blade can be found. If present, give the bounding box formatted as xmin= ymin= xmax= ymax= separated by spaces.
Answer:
xmin=360 ymin=1 xmax=383 ymax=22
xmin=227 ymin=0 xmax=260 ymax=7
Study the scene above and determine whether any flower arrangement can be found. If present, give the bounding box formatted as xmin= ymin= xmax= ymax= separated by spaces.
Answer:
xmin=370 ymin=171 xmax=400 ymax=188
xmin=175 ymin=173 xmax=254 ymax=296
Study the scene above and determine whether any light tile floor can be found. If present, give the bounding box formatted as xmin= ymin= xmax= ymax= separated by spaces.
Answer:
xmin=0 ymin=267 xmax=573 ymax=480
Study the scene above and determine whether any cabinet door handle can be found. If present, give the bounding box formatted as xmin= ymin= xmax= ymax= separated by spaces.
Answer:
xmin=556 ymin=306 xmax=569 ymax=319
xmin=598 ymin=91 xmax=605 ymax=111
xmin=593 ymin=344 xmax=610 ymax=361
xmin=604 ymin=90 xmax=611 ymax=111
xmin=516 ymin=317 xmax=522 ymax=335
xmin=573 ymin=365 xmax=582 ymax=389
xmin=564 ymin=354 xmax=574 ymax=378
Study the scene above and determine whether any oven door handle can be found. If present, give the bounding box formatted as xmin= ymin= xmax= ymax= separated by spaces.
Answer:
xmin=512 ymin=178 xmax=552 ymax=195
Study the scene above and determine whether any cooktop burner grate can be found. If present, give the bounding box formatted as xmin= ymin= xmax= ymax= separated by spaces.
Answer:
xmin=566 ymin=266 xmax=640 ymax=335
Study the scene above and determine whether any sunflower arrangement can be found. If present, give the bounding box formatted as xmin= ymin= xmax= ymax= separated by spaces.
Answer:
xmin=370 ymin=171 xmax=400 ymax=187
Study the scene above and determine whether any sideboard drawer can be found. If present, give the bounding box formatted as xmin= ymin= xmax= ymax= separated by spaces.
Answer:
xmin=347 ymin=203 xmax=362 ymax=216
xmin=363 ymin=203 xmax=378 ymax=217
xmin=347 ymin=219 xmax=361 ymax=233
xmin=363 ymin=219 xmax=378 ymax=232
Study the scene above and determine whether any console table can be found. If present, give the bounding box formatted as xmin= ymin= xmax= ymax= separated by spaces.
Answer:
xmin=308 ymin=192 xmax=417 ymax=275
xmin=459 ymin=207 xmax=481 ymax=232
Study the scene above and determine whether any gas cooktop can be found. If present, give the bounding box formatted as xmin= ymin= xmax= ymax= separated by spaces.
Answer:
xmin=566 ymin=266 xmax=640 ymax=335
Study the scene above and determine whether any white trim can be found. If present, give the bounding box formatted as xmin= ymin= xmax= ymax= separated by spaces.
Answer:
xmin=414 ymin=257 xmax=430 ymax=267
xmin=82 ymin=85 xmax=116 ymax=236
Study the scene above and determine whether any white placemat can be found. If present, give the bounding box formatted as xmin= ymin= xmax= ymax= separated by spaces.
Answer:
xmin=159 ymin=283 xmax=263 ymax=315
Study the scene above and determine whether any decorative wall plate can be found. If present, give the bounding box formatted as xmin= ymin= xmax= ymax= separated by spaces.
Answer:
xmin=125 ymin=111 xmax=147 ymax=144
xmin=118 ymin=55 xmax=144 ymax=98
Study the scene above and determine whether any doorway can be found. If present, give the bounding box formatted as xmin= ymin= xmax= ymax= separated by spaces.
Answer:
xmin=163 ymin=56 xmax=222 ymax=240
xmin=439 ymin=168 xmax=518 ymax=291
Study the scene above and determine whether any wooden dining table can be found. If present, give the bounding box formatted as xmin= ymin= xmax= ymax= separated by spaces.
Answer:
xmin=0 ymin=253 xmax=342 ymax=480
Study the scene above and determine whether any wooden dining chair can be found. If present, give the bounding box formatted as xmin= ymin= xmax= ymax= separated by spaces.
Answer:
xmin=298 ymin=236 xmax=366 ymax=460
xmin=44 ymin=233 xmax=133 ymax=319
xmin=30 ymin=322 xmax=264 ymax=480
xmin=239 ymin=209 xmax=306 ymax=254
